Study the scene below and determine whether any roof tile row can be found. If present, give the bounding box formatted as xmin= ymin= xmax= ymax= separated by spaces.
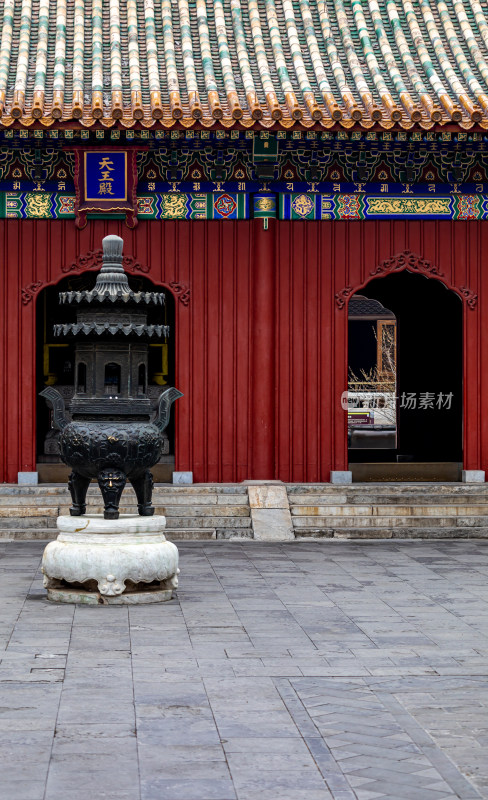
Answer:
xmin=0 ymin=0 xmax=488 ymax=129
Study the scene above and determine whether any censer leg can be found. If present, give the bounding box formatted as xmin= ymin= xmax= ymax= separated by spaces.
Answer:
xmin=130 ymin=470 xmax=155 ymax=516
xmin=68 ymin=471 xmax=91 ymax=516
xmin=97 ymin=469 xmax=126 ymax=520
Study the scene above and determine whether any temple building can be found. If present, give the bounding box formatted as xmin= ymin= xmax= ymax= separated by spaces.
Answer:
xmin=1 ymin=0 xmax=488 ymax=484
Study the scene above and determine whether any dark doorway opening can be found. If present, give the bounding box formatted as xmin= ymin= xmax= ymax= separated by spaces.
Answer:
xmin=347 ymin=271 xmax=463 ymax=481
xmin=35 ymin=272 xmax=176 ymax=482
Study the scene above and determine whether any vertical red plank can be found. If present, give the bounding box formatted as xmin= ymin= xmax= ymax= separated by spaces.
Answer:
xmin=19 ymin=221 xmax=37 ymax=474
xmin=251 ymin=218 xmax=276 ymax=479
xmin=304 ymin=224 xmax=319 ymax=481
xmin=6 ymin=221 xmax=21 ymax=481
xmin=321 ymin=222 xmax=335 ymax=478
xmin=479 ymin=222 xmax=488 ymax=472
xmin=171 ymin=222 xmax=193 ymax=475
xmin=332 ymin=222 xmax=349 ymax=473
xmin=220 ymin=223 xmax=236 ymax=481
xmin=465 ymin=222 xmax=482 ymax=471
xmin=187 ymin=221 xmax=206 ymax=481
xmin=275 ymin=222 xmax=292 ymax=480
xmin=235 ymin=222 xmax=251 ymax=482
xmin=204 ymin=223 xmax=220 ymax=482
xmin=290 ymin=223 xmax=306 ymax=481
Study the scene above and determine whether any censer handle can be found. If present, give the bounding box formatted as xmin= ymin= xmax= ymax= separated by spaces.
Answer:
xmin=40 ymin=387 xmax=69 ymax=431
xmin=154 ymin=387 xmax=184 ymax=432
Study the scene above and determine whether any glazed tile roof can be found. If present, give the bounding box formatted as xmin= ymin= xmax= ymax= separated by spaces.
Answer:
xmin=2 ymin=0 xmax=488 ymax=129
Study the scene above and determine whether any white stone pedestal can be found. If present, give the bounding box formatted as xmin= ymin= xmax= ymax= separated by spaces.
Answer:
xmin=42 ymin=515 xmax=179 ymax=605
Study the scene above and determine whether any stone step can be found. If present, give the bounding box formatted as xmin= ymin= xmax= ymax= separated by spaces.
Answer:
xmin=46 ymin=504 xmax=251 ymax=517
xmin=115 ymin=504 xmax=249 ymax=516
xmin=0 ymin=517 xmax=58 ymax=529
xmin=0 ymin=528 xmax=220 ymax=541
xmin=0 ymin=528 xmax=58 ymax=540
xmin=288 ymin=497 xmax=488 ymax=508
xmin=287 ymin=484 xmax=488 ymax=497
xmin=167 ymin=529 xmax=217 ymax=540
xmin=0 ymin=503 xmax=250 ymax=520
xmin=4 ymin=481 xmax=488 ymax=542
xmin=0 ymin=506 xmax=61 ymax=518
xmin=164 ymin=517 xmax=252 ymax=529
xmin=295 ymin=527 xmax=488 ymax=539
xmin=0 ymin=484 xmax=248 ymax=497
xmin=288 ymin=484 xmax=488 ymax=493
xmin=291 ymin=504 xmax=488 ymax=517
xmin=153 ymin=495 xmax=249 ymax=505
xmin=0 ymin=495 xmax=250 ymax=507
xmin=292 ymin=515 xmax=488 ymax=528
xmin=3 ymin=481 xmax=486 ymax=494
xmin=0 ymin=515 xmax=252 ymax=530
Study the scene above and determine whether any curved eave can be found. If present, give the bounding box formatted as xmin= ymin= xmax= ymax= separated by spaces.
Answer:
xmin=1 ymin=115 xmax=487 ymax=133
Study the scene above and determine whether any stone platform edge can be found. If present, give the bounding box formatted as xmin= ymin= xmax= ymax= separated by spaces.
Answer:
xmin=2 ymin=480 xmax=488 ymax=541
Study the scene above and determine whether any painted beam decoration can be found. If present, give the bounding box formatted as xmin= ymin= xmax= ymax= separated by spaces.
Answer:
xmin=0 ymin=193 xmax=249 ymax=220
xmin=279 ymin=194 xmax=485 ymax=221
xmin=0 ymin=128 xmax=488 ymax=223
xmin=1 ymin=193 xmax=75 ymax=219
xmin=74 ymin=151 xmax=137 ymax=228
xmin=136 ymin=193 xmax=248 ymax=220
xmin=0 ymin=192 xmax=486 ymax=221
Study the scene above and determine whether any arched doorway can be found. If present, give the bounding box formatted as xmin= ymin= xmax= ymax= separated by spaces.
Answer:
xmin=347 ymin=271 xmax=463 ymax=481
xmin=35 ymin=271 xmax=176 ymax=482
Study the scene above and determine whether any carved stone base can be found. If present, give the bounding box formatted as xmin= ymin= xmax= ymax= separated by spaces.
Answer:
xmin=44 ymin=586 xmax=174 ymax=605
xmin=42 ymin=515 xmax=179 ymax=604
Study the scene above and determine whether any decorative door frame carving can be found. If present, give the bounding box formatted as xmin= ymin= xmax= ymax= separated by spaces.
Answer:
xmin=335 ymin=249 xmax=477 ymax=310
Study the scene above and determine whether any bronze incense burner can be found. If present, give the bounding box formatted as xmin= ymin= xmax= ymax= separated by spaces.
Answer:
xmin=41 ymin=235 xmax=182 ymax=519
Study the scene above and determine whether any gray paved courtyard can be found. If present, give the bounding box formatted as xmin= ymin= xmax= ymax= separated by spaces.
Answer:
xmin=1 ymin=540 xmax=488 ymax=800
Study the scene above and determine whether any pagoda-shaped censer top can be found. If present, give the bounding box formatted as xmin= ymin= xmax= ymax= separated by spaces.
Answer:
xmin=51 ymin=234 xmax=171 ymax=419
xmin=58 ymin=235 xmax=164 ymax=306
xmin=55 ymin=234 xmax=167 ymax=343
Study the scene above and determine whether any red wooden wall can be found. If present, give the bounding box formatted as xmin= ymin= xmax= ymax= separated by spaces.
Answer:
xmin=276 ymin=220 xmax=484 ymax=480
xmin=0 ymin=218 xmax=486 ymax=483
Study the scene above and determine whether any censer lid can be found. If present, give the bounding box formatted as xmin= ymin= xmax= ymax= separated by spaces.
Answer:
xmin=58 ymin=235 xmax=165 ymax=307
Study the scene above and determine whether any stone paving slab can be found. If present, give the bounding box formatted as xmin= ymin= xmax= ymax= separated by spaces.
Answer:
xmin=0 ymin=540 xmax=487 ymax=799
